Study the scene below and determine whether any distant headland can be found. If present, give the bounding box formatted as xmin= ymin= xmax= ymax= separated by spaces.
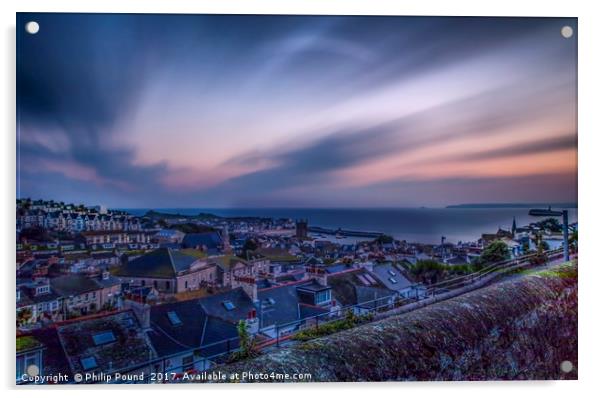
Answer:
xmin=447 ymin=203 xmax=578 ymax=209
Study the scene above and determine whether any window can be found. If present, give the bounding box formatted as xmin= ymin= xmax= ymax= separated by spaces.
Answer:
xmin=81 ymin=356 xmax=97 ymax=370
xmin=315 ymin=290 xmax=331 ymax=304
xmin=222 ymin=300 xmax=235 ymax=311
xmin=92 ymin=331 xmax=116 ymax=346
xmin=17 ymin=353 xmax=40 ymax=380
xmin=167 ymin=311 xmax=182 ymax=326
xmin=165 ymin=281 xmax=170 ymax=290
xmin=264 ymin=297 xmax=276 ymax=306
xmin=185 ymin=281 xmax=188 ymax=289
xmin=387 ymin=269 xmax=396 ymax=276
xmin=36 ymin=285 xmax=49 ymax=295
xmin=388 ymin=277 xmax=398 ymax=284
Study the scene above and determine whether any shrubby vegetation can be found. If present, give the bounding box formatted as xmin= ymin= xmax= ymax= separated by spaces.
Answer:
xmin=228 ymin=320 xmax=259 ymax=362
xmin=535 ymin=217 xmax=563 ymax=233
xmin=406 ymin=259 xmax=474 ymax=284
xmin=471 ymin=240 xmax=510 ymax=271
xmin=293 ymin=311 xmax=373 ymax=341
xmin=374 ymin=234 xmax=394 ymax=244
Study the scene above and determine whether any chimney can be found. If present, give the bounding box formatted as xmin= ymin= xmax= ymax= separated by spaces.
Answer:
xmin=245 ymin=309 xmax=259 ymax=335
xmin=234 ymin=276 xmax=257 ymax=302
xmin=123 ymin=299 xmax=151 ymax=330
xmin=360 ymin=261 xmax=374 ymax=272
xmin=305 ymin=265 xmax=328 ymax=286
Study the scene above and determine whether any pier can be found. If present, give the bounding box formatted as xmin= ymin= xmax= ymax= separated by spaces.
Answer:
xmin=308 ymin=226 xmax=383 ymax=238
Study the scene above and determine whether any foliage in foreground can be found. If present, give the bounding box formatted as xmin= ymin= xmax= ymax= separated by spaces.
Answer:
xmin=293 ymin=311 xmax=374 ymax=342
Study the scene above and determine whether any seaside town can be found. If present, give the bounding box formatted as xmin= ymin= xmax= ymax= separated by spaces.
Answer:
xmin=16 ymin=198 xmax=578 ymax=384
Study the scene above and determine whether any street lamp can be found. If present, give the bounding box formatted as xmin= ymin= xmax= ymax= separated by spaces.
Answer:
xmin=528 ymin=207 xmax=569 ymax=262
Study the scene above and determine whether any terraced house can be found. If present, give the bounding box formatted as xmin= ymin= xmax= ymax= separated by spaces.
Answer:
xmin=114 ymin=248 xmax=218 ymax=294
xmin=211 ymin=255 xmax=268 ymax=287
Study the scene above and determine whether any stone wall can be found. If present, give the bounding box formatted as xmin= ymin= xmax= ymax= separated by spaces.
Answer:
xmin=215 ymin=263 xmax=577 ymax=382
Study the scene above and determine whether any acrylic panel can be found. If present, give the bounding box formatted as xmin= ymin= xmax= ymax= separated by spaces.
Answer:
xmin=16 ymin=13 xmax=577 ymax=384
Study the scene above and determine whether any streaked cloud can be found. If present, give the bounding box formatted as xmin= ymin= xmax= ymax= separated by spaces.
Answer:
xmin=17 ymin=14 xmax=577 ymax=207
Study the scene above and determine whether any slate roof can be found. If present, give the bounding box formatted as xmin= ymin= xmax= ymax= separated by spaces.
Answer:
xmin=50 ymin=275 xmax=103 ymax=297
xmin=56 ymin=310 xmax=156 ymax=374
xmin=114 ymin=248 xmax=199 ymax=278
xmin=328 ymin=269 xmax=395 ymax=308
xmin=299 ymin=303 xmax=330 ymax=320
xmin=252 ymin=248 xmax=298 ymax=262
xmin=182 ymin=232 xmax=222 ymax=252
xmin=147 ymin=290 xmax=250 ymax=358
xmin=324 ymin=263 xmax=354 ymax=274
xmin=95 ymin=274 xmax=122 ymax=288
xmin=297 ymin=281 xmax=331 ymax=293
xmin=199 ymin=288 xmax=256 ymax=324
xmin=17 ymin=285 xmax=61 ymax=307
xmin=257 ymin=284 xmax=302 ymax=329
xmin=211 ymin=255 xmax=248 ymax=272
xmin=371 ymin=263 xmax=413 ymax=292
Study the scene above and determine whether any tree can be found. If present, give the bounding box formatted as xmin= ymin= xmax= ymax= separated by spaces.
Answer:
xmin=569 ymin=230 xmax=578 ymax=252
xmin=538 ymin=240 xmax=550 ymax=253
xmin=242 ymin=239 xmax=258 ymax=256
xmin=481 ymin=240 xmax=510 ymax=263
xmin=157 ymin=219 xmax=168 ymax=228
xmin=409 ymin=259 xmax=446 ymax=284
xmin=17 ymin=308 xmax=33 ymax=327
xmin=229 ymin=320 xmax=258 ymax=362
xmin=374 ymin=234 xmax=394 ymax=245
xmin=536 ymin=218 xmax=562 ymax=233
xmin=472 ymin=240 xmax=510 ymax=271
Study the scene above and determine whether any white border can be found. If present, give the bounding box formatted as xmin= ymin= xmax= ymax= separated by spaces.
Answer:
xmin=2 ymin=1 xmax=600 ymax=397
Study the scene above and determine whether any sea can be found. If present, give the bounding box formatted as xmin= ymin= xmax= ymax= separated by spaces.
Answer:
xmin=121 ymin=207 xmax=578 ymax=245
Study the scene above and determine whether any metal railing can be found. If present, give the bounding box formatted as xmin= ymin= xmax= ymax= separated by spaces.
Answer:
xmin=423 ymin=248 xmax=564 ymax=295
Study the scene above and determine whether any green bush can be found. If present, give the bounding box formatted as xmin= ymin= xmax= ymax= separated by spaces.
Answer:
xmin=292 ymin=311 xmax=373 ymax=342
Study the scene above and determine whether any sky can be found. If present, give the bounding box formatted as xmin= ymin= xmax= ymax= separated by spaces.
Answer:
xmin=17 ymin=14 xmax=577 ymax=208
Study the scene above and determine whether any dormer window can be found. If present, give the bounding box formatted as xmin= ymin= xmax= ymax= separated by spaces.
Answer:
xmin=387 ymin=269 xmax=396 ymax=276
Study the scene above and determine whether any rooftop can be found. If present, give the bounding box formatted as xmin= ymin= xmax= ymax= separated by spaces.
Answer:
xmin=56 ymin=310 xmax=156 ymax=374
xmin=211 ymin=255 xmax=247 ymax=272
xmin=113 ymin=248 xmax=200 ymax=279
xmin=50 ymin=274 xmax=103 ymax=296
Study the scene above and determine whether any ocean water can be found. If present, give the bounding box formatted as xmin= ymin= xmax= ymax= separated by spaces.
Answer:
xmin=122 ymin=207 xmax=578 ymax=245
